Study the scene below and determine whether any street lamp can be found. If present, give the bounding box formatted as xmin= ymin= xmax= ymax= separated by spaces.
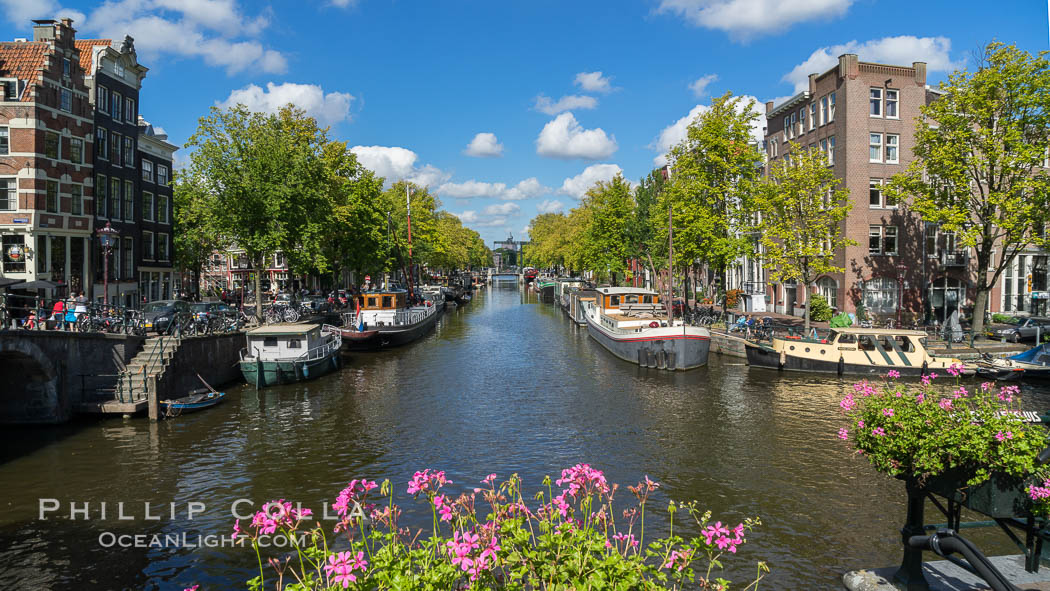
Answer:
xmin=896 ymin=261 xmax=908 ymax=327
xmin=96 ymin=222 xmax=119 ymax=307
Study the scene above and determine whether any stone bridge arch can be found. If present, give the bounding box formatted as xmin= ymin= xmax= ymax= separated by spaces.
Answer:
xmin=0 ymin=336 xmax=62 ymax=424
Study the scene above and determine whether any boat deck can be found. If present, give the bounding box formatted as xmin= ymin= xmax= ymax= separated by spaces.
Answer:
xmin=604 ymin=312 xmax=669 ymax=322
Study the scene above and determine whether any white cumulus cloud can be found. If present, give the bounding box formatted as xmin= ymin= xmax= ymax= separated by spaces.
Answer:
xmin=464 ymin=132 xmax=504 ymax=157
xmin=559 ymin=164 xmax=623 ymax=199
xmin=437 ymin=177 xmax=550 ymax=201
xmin=537 ymin=199 xmax=565 ymax=214
xmin=453 ymin=210 xmax=514 ymax=228
xmin=219 ymin=82 xmax=354 ymax=126
xmin=350 ymin=146 xmax=449 ymax=188
xmin=658 ymin=0 xmax=853 ymax=40
xmin=483 ymin=202 xmax=520 ymax=216
xmin=651 ymin=95 xmax=764 ymax=166
xmin=533 ymin=94 xmax=598 ymax=115
xmin=536 ymin=113 xmax=617 ymax=160
xmin=689 ymin=74 xmax=718 ymax=98
xmin=575 ymin=71 xmax=616 ymax=93
xmin=41 ymin=0 xmax=291 ymax=75
xmin=781 ymin=35 xmax=960 ymax=94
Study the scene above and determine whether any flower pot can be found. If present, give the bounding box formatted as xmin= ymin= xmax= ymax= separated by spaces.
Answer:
xmin=918 ymin=471 xmax=1033 ymax=519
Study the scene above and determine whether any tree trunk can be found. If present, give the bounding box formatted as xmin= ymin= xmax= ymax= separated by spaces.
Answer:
xmin=253 ymin=253 xmax=264 ymax=320
xmin=803 ymin=284 xmax=811 ymax=331
xmin=972 ymin=288 xmax=989 ymax=336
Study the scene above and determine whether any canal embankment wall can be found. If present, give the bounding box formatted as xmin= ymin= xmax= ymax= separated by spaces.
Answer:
xmin=156 ymin=333 xmax=244 ymax=400
xmin=0 ymin=331 xmax=143 ymax=424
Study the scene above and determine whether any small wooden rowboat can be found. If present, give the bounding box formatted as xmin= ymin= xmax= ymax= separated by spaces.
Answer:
xmin=159 ymin=388 xmax=226 ymax=416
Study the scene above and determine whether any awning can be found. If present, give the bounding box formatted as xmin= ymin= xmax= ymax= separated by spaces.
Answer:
xmin=12 ymin=279 xmax=64 ymax=290
xmin=0 ymin=278 xmax=24 ymax=289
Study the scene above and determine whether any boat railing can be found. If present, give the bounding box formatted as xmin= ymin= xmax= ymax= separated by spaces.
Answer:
xmin=295 ymin=332 xmax=342 ymax=363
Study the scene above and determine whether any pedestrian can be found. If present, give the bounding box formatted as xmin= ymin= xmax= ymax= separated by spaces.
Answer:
xmin=50 ymin=298 xmax=65 ymax=331
xmin=74 ymin=291 xmax=88 ymax=330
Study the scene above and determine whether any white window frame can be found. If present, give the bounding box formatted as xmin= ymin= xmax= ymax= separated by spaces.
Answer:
xmin=124 ymin=137 xmax=133 ymax=167
xmin=869 ymin=133 xmax=883 ymax=163
xmin=827 ymin=136 xmax=835 ymax=165
xmin=124 ymin=180 xmax=134 ymax=222
xmin=869 ymin=225 xmax=899 ymax=255
xmin=70 ymin=137 xmax=83 ymax=164
xmin=869 ymin=178 xmax=896 ymax=209
xmin=110 ymin=177 xmax=121 ymax=220
xmin=143 ymin=191 xmax=154 ymax=222
xmin=112 ymin=92 xmax=122 ymax=121
xmin=0 ymin=126 xmax=8 ymax=156
xmin=111 ymin=132 xmax=122 ymax=166
xmin=97 ymin=85 xmax=108 ymax=114
xmin=885 ymin=134 xmax=899 ymax=164
xmin=44 ymin=131 xmax=60 ymax=160
xmin=125 ymin=97 xmax=134 ymax=123
xmin=828 ymin=92 xmax=836 ymax=122
xmin=808 ymin=103 xmax=816 ymax=131
xmin=158 ymin=165 xmax=169 ymax=187
xmin=142 ymin=160 xmax=154 ymax=183
xmin=96 ymin=128 xmax=107 ymax=160
xmin=870 ymin=87 xmax=883 ymax=117
xmin=71 ymin=183 xmax=82 ymax=216
xmin=60 ymin=88 xmax=71 ymax=112
xmin=96 ymin=174 xmax=107 ymax=218
xmin=886 ymin=89 xmax=899 ymax=119
xmin=0 ymin=176 xmax=15 ymax=211
xmin=820 ymin=96 xmax=828 ymax=125
xmin=798 ymin=108 xmax=805 ymax=135
xmin=157 ymin=194 xmax=169 ymax=224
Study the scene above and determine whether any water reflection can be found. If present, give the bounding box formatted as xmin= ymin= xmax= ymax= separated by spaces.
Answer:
xmin=0 ymin=285 xmax=1048 ymax=589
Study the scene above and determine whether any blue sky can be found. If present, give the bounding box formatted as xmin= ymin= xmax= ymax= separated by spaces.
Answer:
xmin=2 ymin=0 xmax=1047 ymax=245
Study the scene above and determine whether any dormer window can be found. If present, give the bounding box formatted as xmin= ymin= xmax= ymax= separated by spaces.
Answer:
xmin=0 ymin=78 xmax=19 ymax=101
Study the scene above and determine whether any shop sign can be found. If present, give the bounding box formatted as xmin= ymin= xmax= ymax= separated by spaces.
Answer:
xmin=5 ymin=244 xmax=24 ymax=262
xmin=11 ymin=217 xmax=27 ymax=224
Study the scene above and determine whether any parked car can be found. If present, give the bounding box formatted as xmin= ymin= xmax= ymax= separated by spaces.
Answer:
xmin=142 ymin=299 xmax=192 ymax=334
xmin=986 ymin=316 xmax=1050 ymax=343
xmin=190 ymin=301 xmax=232 ymax=321
xmin=302 ymin=294 xmax=330 ymax=313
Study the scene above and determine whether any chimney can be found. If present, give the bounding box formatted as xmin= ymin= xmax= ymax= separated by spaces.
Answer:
xmin=912 ymin=61 xmax=927 ymax=85
xmin=808 ymin=73 xmax=818 ymax=94
xmin=32 ymin=19 xmax=56 ymax=43
xmin=838 ymin=53 xmax=859 ymax=79
xmin=765 ymin=100 xmax=774 ymax=114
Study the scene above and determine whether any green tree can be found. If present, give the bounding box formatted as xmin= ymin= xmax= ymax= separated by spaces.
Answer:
xmin=524 ymin=212 xmax=570 ymax=270
xmin=172 ymin=168 xmax=222 ymax=300
xmin=755 ymin=142 xmax=854 ymax=330
xmin=318 ymin=140 xmax=387 ymax=286
xmin=887 ymin=42 xmax=1050 ymax=334
xmin=377 ymin=181 xmax=440 ymax=276
xmin=580 ymin=175 xmax=635 ymax=283
xmin=185 ymin=104 xmax=332 ymax=318
xmin=654 ymin=92 xmax=764 ymax=299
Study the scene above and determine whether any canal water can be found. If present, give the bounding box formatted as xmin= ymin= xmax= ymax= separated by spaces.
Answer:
xmin=1 ymin=284 xmax=1046 ymax=589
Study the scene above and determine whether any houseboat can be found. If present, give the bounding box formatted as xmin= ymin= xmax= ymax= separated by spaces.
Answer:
xmin=239 ymin=324 xmax=342 ymax=387
xmin=341 ymin=288 xmax=443 ymax=350
xmin=566 ymin=287 xmax=597 ymax=325
xmin=744 ymin=327 xmax=971 ymax=376
xmin=556 ymin=278 xmax=588 ymax=309
xmin=582 ymin=287 xmax=710 ymax=370
xmin=536 ymin=278 xmax=557 ymax=303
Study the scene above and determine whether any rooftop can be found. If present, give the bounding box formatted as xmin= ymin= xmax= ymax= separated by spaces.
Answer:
xmin=596 ymin=287 xmax=658 ymax=295
xmin=74 ymin=39 xmax=112 ymax=74
xmin=0 ymin=41 xmax=48 ymax=100
xmin=247 ymin=323 xmax=320 ymax=336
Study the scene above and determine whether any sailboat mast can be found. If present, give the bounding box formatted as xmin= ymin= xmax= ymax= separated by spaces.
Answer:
xmin=406 ymin=186 xmax=414 ymax=294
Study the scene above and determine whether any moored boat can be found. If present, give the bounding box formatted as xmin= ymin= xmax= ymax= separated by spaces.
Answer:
xmin=567 ymin=288 xmax=597 ymax=325
xmin=537 ymin=279 xmax=557 ymax=303
xmin=239 ymin=323 xmax=342 ymax=387
xmin=159 ymin=388 xmax=226 ymax=416
xmin=744 ymin=327 xmax=970 ymax=376
xmin=582 ymin=287 xmax=710 ymax=370
xmin=976 ymin=343 xmax=1050 ymax=381
xmin=342 ymin=288 xmax=442 ymax=350
xmin=556 ymin=277 xmax=588 ymax=309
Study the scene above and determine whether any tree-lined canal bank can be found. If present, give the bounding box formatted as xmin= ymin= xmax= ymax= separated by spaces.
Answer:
xmin=1 ymin=285 xmax=1045 ymax=589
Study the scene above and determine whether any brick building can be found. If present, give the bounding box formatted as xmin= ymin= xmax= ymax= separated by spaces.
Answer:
xmin=78 ymin=34 xmax=147 ymax=306
xmin=0 ymin=19 xmax=95 ymax=296
xmin=137 ymin=116 xmax=176 ymax=300
xmin=763 ymin=54 xmax=973 ymax=325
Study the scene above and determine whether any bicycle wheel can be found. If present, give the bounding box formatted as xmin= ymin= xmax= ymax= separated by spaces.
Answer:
xmin=283 ymin=308 xmax=300 ymax=322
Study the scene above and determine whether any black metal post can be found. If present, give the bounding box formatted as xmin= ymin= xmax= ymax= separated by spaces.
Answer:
xmin=893 ymin=479 xmax=931 ymax=590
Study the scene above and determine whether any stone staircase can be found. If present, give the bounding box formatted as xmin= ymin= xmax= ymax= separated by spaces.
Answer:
xmin=115 ymin=336 xmax=180 ymax=401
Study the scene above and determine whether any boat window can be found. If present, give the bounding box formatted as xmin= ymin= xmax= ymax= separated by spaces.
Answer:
xmin=609 ymin=296 xmax=620 ymax=307
xmin=368 ymin=297 xmax=377 ymax=307
xmin=837 ymin=333 xmax=856 ymax=344
xmin=357 ymin=296 xmax=365 ymax=307
xmin=859 ymin=335 xmax=876 ymax=351
xmin=263 ymin=337 xmax=278 ymax=347
xmin=382 ymin=296 xmax=393 ymax=308
xmin=642 ymin=295 xmax=653 ymax=303
xmin=623 ymin=295 xmax=639 ymax=304
xmin=287 ymin=339 xmax=301 ymax=349
xmin=919 ymin=337 xmax=928 ymax=348
xmin=879 ymin=336 xmax=894 ymax=351
xmin=895 ymin=336 xmax=915 ymax=352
